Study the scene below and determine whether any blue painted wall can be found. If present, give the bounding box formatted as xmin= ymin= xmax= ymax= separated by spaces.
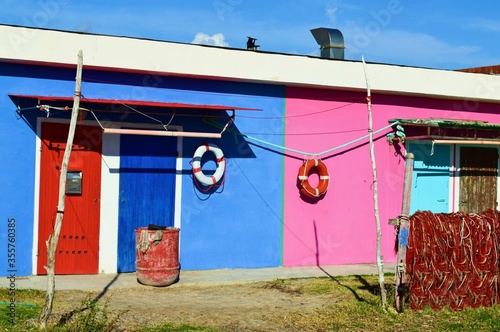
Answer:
xmin=0 ymin=62 xmax=286 ymax=275
xmin=77 ymin=70 xmax=286 ymax=269
xmin=0 ymin=84 xmax=35 ymax=277
xmin=77 ymin=70 xmax=286 ymax=270
xmin=169 ymin=81 xmax=286 ymax=270
xmin=408 ymin=142 xmax=452 ymax=213
xmin=0 ymin=63 xmax=76 ymax=276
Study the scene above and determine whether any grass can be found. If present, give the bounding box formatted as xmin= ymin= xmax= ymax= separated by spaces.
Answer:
xmin=48 ymin=294 xmax=120 ymax=332
xmin=0 ymin=288 xmax=44 ymax=331
xmin=1 ymin=275 xmax=500 ymax=331
xmin=0 ymin=290 xmax=121 ymax=331
xmin=0 ymin=288 xmax=212 ymax=331
xmin=258 ymin=275 xmax=500 ymax=332
xmin=142 ymin=323 xmax=220 ymax=331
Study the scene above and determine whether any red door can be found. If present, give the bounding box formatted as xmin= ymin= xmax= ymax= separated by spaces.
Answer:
xmin=37 ymin=122 xmax=102 ymax=275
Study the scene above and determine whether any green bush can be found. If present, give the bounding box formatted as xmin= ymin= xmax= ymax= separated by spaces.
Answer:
xmin=50 ymin=295 xmax=120 ymax=332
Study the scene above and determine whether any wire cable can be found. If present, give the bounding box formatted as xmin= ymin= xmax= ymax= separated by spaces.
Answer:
xmin=39 ymin=80 xmax=398 ymax=157
xmin=205 ymin=118 xmax=399 ymax=157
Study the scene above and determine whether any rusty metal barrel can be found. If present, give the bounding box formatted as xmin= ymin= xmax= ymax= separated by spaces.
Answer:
xmin=135 ymin=226 xmax=180 ymax=287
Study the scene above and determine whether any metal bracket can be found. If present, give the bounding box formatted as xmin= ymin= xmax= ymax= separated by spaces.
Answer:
xmin=388 ymin=217 xmax=400 ymax=226
xmin=396 ymin=262 xmax=406 ymax=273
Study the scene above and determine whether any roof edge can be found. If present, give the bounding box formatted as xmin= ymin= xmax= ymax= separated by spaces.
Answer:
xmin=1 ymin=25 xmax=500 ymax=104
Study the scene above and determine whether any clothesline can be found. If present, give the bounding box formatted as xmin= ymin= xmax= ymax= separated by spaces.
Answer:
xmin=205 ymin=118 xmax=399 ymax=157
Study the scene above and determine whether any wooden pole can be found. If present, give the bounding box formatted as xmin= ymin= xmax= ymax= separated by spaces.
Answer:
xmin=362 ymin=56 xmax=387 ymax=309
xmin=103 ymin=127 xmax=222 ymax=138
xmin=37 ymin=50 xmax=83 ymax=329
xmin=395 ymin=152 xmax=414 ymax=312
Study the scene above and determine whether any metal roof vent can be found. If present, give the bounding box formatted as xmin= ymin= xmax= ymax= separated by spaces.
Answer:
xmin=246 ymin=37 xmax=259 ymax=50
xmin=310 ymin=28 xmax=344 ymax=60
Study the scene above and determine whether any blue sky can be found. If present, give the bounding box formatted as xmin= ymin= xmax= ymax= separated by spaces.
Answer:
xmin=1 ymin=0 xmax=499 ymax=70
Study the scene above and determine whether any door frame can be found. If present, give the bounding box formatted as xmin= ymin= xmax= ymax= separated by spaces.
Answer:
xmin=407 ymin=141 xmax=500 ymax=214
xmin=32 ymin=118 xmax=184 ymax=275
xmin=453 ymin=144 xmax=500 ymax=212
xmin=407 ymin=141 xmax=454 ymax=214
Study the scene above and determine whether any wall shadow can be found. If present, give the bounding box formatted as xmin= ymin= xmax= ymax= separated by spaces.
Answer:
xmin=55 ymin=273 xmax=121 ymax=327
xmin=312 ymin=220 xmax=367 ymax=303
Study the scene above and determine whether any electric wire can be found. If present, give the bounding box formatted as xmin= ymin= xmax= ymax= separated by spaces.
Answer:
xmin=82 ymin=79 xmax=364 ymax=121
xmin=204 ymin=117 xmax=398 ymax=157
xmin=37 ymin=80 xmax=398 ymax=157
xmin=237 ymin=102 xmax=362 ymax=119
xmin=83 ymin=81 xmax=234 ymax=134
xmin=82 ymin=83 xmax=171 ymax=129
xmin=239 ymin=128 xmax=368 ymax=136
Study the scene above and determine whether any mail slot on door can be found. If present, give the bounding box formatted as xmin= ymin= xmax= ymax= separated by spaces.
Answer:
xmin=66 ymin=171 xmax=82 ymax=194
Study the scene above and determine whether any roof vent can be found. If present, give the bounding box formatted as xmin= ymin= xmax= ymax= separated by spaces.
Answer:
xmin=310 ymin=28 xmax=344 ymax=60
xmin=246 ymin=37 xmax=259 ymax=50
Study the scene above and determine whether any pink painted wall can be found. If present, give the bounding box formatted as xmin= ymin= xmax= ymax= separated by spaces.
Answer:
xmin=283 ymin=87 xmax=500 ymax=267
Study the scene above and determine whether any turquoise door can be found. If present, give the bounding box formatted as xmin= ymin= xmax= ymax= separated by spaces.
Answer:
xmin=408 ymin=142 xmax=451 ymax=213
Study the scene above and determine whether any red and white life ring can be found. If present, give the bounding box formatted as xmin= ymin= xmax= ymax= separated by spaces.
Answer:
xmin=192 ymin=143 xmax=226 ymax=186
xmin=297 ymin=159 xmax=330 ymax=198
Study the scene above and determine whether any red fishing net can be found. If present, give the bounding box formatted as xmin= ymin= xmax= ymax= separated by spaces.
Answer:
xmin=406 ymin=210 xmax=500 ymax=311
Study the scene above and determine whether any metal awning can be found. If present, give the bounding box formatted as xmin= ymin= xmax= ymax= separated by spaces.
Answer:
xmin=9 ymin=94 xmax=261 ymax=112
xmin=389 ymin=118 xmax=500 ymax=131
xmin=10 ymin=94 xmax=259 ymax=138
xmin=388 ymin=118 xmax=500 ymax=145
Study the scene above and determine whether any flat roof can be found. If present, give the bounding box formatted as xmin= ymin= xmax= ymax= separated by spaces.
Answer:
xmin=1 ymin=24 xmax=500 ymax=104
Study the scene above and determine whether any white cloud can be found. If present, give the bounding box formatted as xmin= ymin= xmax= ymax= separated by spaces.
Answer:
xmin=329 ymin=0 xmax=363 ymax=12
xmin=192 ymin=32 xmax=229 ymax=47
xmin=325 ymin=0 xmax=363 ymax=26
xmin=326 ymin=6 xmax=338 ymax=24
xmin=342 ymin=28 xmax=483 ymax=68
xmin=466 ymin=18 xmax=500 ymax=34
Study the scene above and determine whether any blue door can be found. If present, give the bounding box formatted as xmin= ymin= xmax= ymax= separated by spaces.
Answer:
xmin=117 ymin=134 xmax=177 ymax=272
xmin=408 ymin=142 xmax=451 ymax=214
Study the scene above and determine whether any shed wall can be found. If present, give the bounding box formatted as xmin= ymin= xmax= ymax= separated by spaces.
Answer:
xmin=283 ymin=87 xmax=500 ymax=266
xmin=2 ymin=59 xmax=500 ymax=276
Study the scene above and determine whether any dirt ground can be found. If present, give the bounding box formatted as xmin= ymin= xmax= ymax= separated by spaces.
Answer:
xmin=50 ymin=280 xmax=341 ymax=331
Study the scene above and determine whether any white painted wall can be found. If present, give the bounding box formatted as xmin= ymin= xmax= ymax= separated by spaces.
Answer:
xmin=1 ymin=25 xmax=500 ymax=104
xmin=99 ymin=126 xmax=120 ymax=274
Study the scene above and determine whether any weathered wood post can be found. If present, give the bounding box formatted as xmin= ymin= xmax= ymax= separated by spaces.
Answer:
xmin=395 ymin=152 xmax=414 ymax=312
xmin=37 ymin=50 xmax=83 ymax=329
xmin=362 ymin=56 xmax=387 ymax=309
